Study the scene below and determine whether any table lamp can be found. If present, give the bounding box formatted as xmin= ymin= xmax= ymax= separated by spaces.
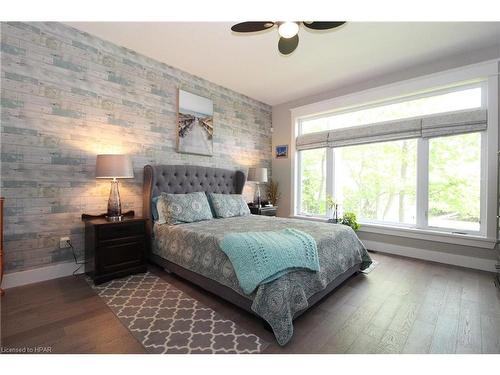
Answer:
xmin=95 ymin=154 xmax=134 ymax=221
xmin=248 ymin=167 xmax=268 ymax=208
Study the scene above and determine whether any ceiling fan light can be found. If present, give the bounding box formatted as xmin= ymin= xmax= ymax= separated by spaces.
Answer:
xmin=278 ymin=22 xmax=299 ymax=39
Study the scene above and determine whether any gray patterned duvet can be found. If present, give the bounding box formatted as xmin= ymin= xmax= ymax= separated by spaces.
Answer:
xmin=153 ymin=215 xmax=372 ymax=345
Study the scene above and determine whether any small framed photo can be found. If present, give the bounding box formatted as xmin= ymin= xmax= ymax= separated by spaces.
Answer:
xmin=275 ymin=144 xmax=288 ymax=159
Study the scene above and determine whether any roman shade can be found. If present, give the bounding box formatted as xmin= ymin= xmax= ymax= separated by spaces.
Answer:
xmin=296 ymin=108 xmax=487 ymax=151
xmin=295 ymin=131 xmax=331 ymax=151
xmin=421 ymin=109 xmax=487 ymax=138
xmin=330 ymin=118 xmax=422 ymax=148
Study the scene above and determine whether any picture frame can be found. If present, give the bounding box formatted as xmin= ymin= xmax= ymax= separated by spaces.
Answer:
xmin=275 ymin=144 xmax=289 ymax=159
xmin=177 ymin=89 xmax=214 ymax=156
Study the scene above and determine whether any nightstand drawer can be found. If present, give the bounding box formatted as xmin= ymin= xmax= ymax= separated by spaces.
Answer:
xmin=97 ymin=241 xmax=144 ymax=273
xmin=260 ymin=209 xmax=276 ymax=216
xmin=97 ymin=221 xmax=144 ymax=241
xmin=249 ymin=206 xmax=277 ymax=216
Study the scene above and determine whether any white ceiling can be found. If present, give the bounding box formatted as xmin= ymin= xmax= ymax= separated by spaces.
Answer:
xmin=67 ymin=22 xmax=500 ymax=106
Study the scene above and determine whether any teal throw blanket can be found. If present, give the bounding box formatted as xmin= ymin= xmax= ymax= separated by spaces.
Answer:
xmin=220 ymin=228 xmax=320 ymax=294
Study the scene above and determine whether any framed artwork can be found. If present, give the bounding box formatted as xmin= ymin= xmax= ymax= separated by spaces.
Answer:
xmin=275 ymin=144 xmax=289 ymax=159
xmin=177 ymin=89 xmax=214 ymax=156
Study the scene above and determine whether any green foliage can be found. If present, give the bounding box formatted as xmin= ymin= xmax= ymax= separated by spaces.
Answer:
xmin=300 ymin=132 xmax=480 ymax=229
xmin=338 ymin=139 xmax=417 ymax=224
xmin=326 ymin=195 xmax=337 ymax=209
xmin=428 ymin=133 xmax=480 ymax=223
xmin=340 ymin=212 xmax=360 ymax=231
xmin=300 ymin=148 xmax=326 ymax=215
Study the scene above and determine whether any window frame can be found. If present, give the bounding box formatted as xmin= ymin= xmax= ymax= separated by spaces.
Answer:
xmin=420 ymin=132 xmax=487 ymax=236
xmin=294 ymin=81 xmax=489 ymax=237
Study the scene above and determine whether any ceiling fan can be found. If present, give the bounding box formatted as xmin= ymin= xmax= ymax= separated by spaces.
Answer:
xmin=230 ymin=21 xmax=346 ymax=55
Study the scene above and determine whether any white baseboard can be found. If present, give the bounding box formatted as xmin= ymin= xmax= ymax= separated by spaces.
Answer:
xmin=363 ymin=239 xmax=497 ymax=272
xmin=2 ymin=261 xmax=84 ymax=289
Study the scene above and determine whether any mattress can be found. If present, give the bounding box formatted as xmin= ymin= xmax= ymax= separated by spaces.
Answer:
xmin=153 ymin=215 xmax=372 ymax=345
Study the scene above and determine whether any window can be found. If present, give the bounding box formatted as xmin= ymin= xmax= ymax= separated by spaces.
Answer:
xmin=295 ymin=84 xmax=486 ymax=236
xmin=428 ymin=133 xmax=482 ymax=232
xmin=299 ymin=148 xmax=327 ymax=216
xmin=301 ymin=87 xmax=482 ymax=135
xmin=334 ymin=139 xmax=417 ymax=225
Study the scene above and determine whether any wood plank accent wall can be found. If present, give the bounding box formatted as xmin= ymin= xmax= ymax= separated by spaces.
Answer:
xmin=1 ymin=197 xmax=4 ymax=294
xmin=0 ymin=22 xmax=272 ymax=274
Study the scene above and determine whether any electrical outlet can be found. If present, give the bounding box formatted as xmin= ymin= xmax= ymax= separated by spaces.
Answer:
xmin=59 ymin=236 xmax=71 ymax=248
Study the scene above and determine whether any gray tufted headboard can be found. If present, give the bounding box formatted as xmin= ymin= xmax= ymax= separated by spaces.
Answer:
xmin=142 ymin=165 xmax=247 ymax=248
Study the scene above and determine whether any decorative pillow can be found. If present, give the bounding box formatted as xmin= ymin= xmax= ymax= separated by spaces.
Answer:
xmin=156 ymin=192 xmax=213 ymax=225
xmin=156 ymin=195 xmax=168 ymax=224
xmin=207 ymin=193 xmax=251 ymax=218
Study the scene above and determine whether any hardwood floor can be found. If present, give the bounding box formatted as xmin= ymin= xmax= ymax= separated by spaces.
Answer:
xmin=1 ymin=252 xmax=499 ymax=354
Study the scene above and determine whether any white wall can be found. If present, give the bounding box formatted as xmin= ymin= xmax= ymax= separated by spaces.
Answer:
xmin=271 ymin=44 xmax=500 ymax=270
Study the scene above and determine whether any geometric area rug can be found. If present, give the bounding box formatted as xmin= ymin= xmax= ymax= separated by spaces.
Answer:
xmin=89 ymin=272 xmax=269 ymax=354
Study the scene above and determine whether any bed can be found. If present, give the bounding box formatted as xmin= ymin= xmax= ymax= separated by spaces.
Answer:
xmin=143 ymin=165 xmax=372 ymax=345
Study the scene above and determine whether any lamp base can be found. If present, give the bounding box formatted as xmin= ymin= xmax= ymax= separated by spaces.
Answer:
xmin=254 ymin=183 xmax=262 ymax=208
xmin=105 ymin=215 xmax=124 ymax=222
xmin=107 ymin=179 xmax=122 ymax=220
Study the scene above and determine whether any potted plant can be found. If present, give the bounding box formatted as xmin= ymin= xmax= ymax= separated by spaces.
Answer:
xmin=340 ymin=212 xmax=360 ymax=231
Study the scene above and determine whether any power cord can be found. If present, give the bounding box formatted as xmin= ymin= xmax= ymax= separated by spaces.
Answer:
xmin=67 ymin=239 xmax=88 ymax=276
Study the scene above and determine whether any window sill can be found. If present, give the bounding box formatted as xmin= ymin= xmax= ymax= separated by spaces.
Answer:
xmin=291 ymin=215 xmax=497 ymax=249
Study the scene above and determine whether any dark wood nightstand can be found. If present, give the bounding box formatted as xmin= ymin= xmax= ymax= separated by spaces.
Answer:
xmin=248 ymin=205 xmax=277 ymax=216
xmin=83 ymin=215 xmax=148 ymax=285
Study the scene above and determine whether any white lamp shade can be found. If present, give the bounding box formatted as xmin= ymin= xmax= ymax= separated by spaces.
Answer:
xmin=247 ymin=167 xmax=268 ymax=183
xmin=95 ymin=154 xmax=134 ymax=179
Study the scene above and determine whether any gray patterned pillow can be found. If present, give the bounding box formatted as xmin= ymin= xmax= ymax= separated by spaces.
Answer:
xmin=157 ymin=192 xmax=213 ymax=225
xmin=207 ymin=193 xmax=251 ymax=218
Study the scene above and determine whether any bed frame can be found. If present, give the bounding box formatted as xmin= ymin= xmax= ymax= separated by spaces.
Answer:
xmin=143 ymin=164 xmax=360 ymax=320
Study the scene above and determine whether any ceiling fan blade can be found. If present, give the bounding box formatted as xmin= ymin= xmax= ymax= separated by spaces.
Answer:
xmin=278 ymin=34 xmax=299 ymax=55
xmin=231 ymin=22 xmax=275 ymax=33
xmin=302 ymin=21 xmax=346 ymax=30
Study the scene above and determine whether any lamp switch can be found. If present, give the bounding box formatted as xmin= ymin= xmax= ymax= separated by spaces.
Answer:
xmin=59 ymin=237 xmax=71 ymax=248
